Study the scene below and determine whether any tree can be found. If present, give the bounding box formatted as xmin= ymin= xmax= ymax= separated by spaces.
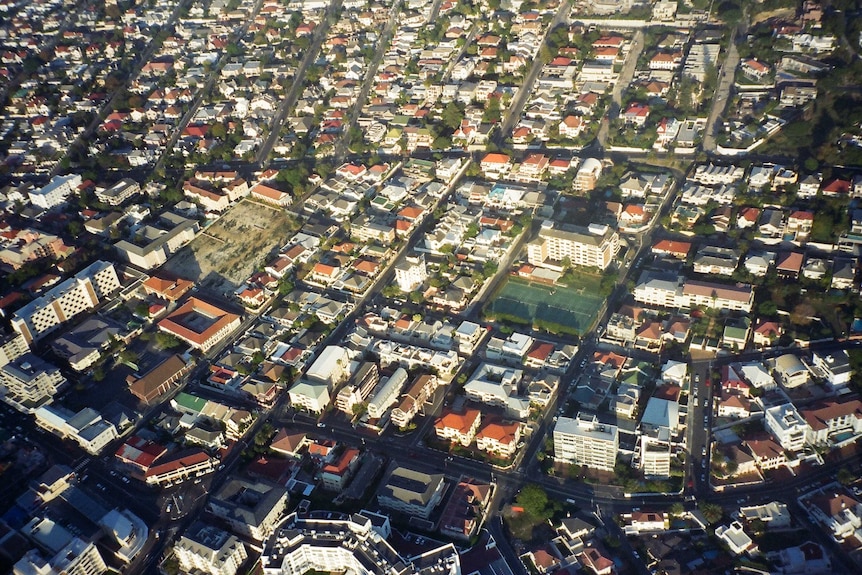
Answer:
xmin=699 ymin=502 xmax=723 ymax=524
xmin=669 ymin=502 xmax=685 ymax=517
xmin=441 ymin=102 xmax=464 ymax=131
xmin=515 ymin=484 xmax=553 ymax=521
xmin=838 ymin=466 xmax=854 ymax=485
xmin=155 ymin=332 xmax=182 ymax=350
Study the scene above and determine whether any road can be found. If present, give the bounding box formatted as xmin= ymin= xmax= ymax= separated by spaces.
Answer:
xmin=703 ymin=24 xmax=742 ymax=153
xmin=256 ymin=0 xmax=344 ymax=167
xmin=331 ymin=1 xmax=401 ymax=163
xmin=493 ymin=0 xmax=573 ymax=145
xmin=597 ymin=29 xmax=644 ymax=149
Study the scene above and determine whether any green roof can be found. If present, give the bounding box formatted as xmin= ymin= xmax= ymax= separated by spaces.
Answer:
xmin=174 ymin=392 xmax=206 ymax=413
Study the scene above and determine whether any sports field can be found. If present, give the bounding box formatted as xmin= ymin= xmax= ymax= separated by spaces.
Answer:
xmin=485 ymin=276 xmax=604 ymax=335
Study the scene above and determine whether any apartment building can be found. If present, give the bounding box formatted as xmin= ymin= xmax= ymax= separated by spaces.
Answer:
xmin=765 ymin=403 xmax=809 ymax=452
xmin=475 ymin=420 xmax=521 ymax=458
xmin=95 ymin=178 xmax=140 ymax=205
xmin=334 ymin=362 xmax=379 ymax=415
xmin=261 ymin=512 xmax=459 ymax=575
xmin=527 ymin=221 xmax=619 ymax=271
xmin=390 ymin=374 xmax=439 ymax=428
xmin=114 ymin=213 xmax=199 ymax=269
xmin=12 ymin=260 xmax=120 ymax=344
xmin=554 ymin=414 xmax=619 ymax=471
xmin=394 ymin=254 xmax=428 ymax=292
xmin=209 ymin=478 xmax=288 ymax=541
xmin=144 ymin=450 xmax=218 ymax=486
xmin=378 ymin=466 xmax=446 ymax=519
xmin=174 ymin=523 xmax=247 ymax=575
xmin=802 ymin=399 xmax=862 ymax=446
xmin=366 ymin=367 xmax=408 ymax=420
xmin=1 ymin=353 xmax=66 ymax=411
xmin=28 ymin=174 xmax=82 ymax=209
xmin=14 ymin=537 xmax=107 ymax=575
xmin=633 ymin=273 xmax=754 ymax=312
xmin=434 ymin=408 xmax=482 ymax=447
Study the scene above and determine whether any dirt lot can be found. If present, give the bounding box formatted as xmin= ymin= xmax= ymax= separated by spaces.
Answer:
xmin=163 ymin=199 xmax=298 ymax=295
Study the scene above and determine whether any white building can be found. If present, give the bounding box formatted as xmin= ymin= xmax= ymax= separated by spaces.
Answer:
xmin=261 ymin=511 xmax=460 ymax=575
xmin=28 ymin=174 xmax=82 ymax=209
xmin=554 ymin=413 xmax=618 ymax=471
xmin=366 ymin=367 xmax=408 ymax=419
xmin=527 ymin=221 xmax=619 ymax=271
xmin=33 ymin=405 xmax=118 ymax=454
xmin=288 ymin=380 xmax=331 ymax=414
xmin=764 ymin=403 xmax=809 ymax=452
xmin=14 ymin=537 xmax=106 ymax=575
xmin=715 ymin=522 xmax=756 ymax=556
xmin=0 ymin=353 xmax=66 ymax=412
xmin=11 ymin=261 xmax=120 ymax=344
xmin=95 ymin=179 xmax=140 ymax=206
xmin=394 ymin=254 xmax=428 ymax=292
xmin=463 ymin=363 xmax=530 ymax=419
xmin=174 ymin=523 xmax=248 ymax=575
xmin=305 ymin=346 xmax=350 ymax=387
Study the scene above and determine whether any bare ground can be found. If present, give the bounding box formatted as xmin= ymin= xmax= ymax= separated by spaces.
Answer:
xmin=163 ymin=199 xmax=298 ymax=295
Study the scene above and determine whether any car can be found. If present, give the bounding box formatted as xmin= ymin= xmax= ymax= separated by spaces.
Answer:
xmin=702 ymin=446 xmax=707 ymax=457
xmin=121 ymin=476 xmax=130 ymax=484
xmin=317 ymin=422 xmax=326 ymax=428
xmin=701 ymin=473 xmax=706 ymax=482
xmin=695 ymin=374 xmax=700 ymax=383
xmin=166 ymin=503 xmax=172 ymax=514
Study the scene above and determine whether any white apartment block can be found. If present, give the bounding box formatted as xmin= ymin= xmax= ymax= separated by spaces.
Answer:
xmin=288 ymin=380 xmax=331 ymax=414
xmin=633 ymin=274 xmax=754 ymax=313
xmin=28 ymin=174 xmax=82 ymax=209
xmin=174 ymin=523 xmax=248 ymax=575
xmin=527 ymin=221 xmax=619 ymax=271
xmin=33 ymin=405 xmax=118 ymax=454
xmin=11 ymin=261 xmax=120 ymax=344
xmin=95 ymin=178 xmax=140 ymax=205
xmin=554 ymin=414 xmax=619 ymax=471
xmin=640 ymin=434 xmax=672 ymax=479
xmin=1 ymin=353 xmax=66 ymax=411
xmin=262 ymin=512 xmax=460 ymax=575
xmin=394 ymin=254 xmax=428 ymax=292
xmin=390 ymin=374 xmax=439 ymax=428
xmin=765 ymin=403 xmax=809 ymax=452
xmin=14 ymin=537 xmax=106 ymax=575
xmin=366 ymin=367 xmax=408 ymax=420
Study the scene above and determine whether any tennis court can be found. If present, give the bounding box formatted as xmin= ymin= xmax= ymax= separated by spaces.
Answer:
xmin=486 ymin=276 xmax=605 ymax=334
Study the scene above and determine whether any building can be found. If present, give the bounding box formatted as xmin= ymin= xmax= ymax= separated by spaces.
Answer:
xmin=335 ymin=362 xmax=379 ymax=415
xmin=95 ymin=179 xmax=140 ymax=205
xmin=366 ymin=367 xmax=408 ymax=420
xmin=0 ymin=353 xmax=66 ymax=411
xmin=434 ymin=408 xmax=482 ymax=447
xmin=811 ymin=350 xmax=852 ymax=391
xmin=288 ymin=380 xmax=330 ymax=414
xmin=261 ymin=511 xmax=460 ymax=575
xmin=127 ymin=354 xmax=190 ymax=405
xmin=773 ymin=354 xmax=810 ymax=388
xmin=802 ymin=399 xmax=862 ymax=446
xmin=390 ymin=374 xmax=439 ymax=428
xmin=394 ymin=254 xmax=428 ymax=292
xmin=14 ymin=537 xmax=107 ymax=575
xmin=209 ymin=478 xmax=289 ymax=541
xmin=378 ymin=466 xmax=445 ymax=519
xmin=11 ymin=261 xmax=120 ymax=344
xmin=438 ymin=480 xmax=491 ymax=540
xmin=305 ymin=346 xmax=350 ymax=387
xmin=715 ymin=522 xmax=757 ymax=556
xmin=174 ymin=522 xmax=248 ymax=575
xmin=33 ymin=405 xmax=118 ymax=454
xmin=28 ymin=174 xmax=82 ymax=209
xmin=527 ymin=221 xmax=619 ymax=271
xmin=554 ymin=414 xmax=618 ymax=471
xmin=144 ymin=449 xmax=218 ymax=486
xmin=319 ymin=447 xmax=361 ymax=491
xmin=157 ymin=297 xmax=241 ymax=352
xmin=463 ymin=363 xmax=530 ymax=419
xmin=806 ymin=491 xmax=862 ymax=541
xmin=574 ymin=158 xmax=602 ymax=192
xmin=114 ymin=214 xmax=198 ymax=269
xmin=475 ymin=420 xmax=521 ymax=458
xmin=52 ymin=316 xmax=122 ymax=372
xmin=764 ymin=403 xmax=809 ymax=452
xmin=640 ymin=432 xmax=672 ymax=479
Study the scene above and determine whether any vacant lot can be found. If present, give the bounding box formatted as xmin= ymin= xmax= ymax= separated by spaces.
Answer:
xmin=485 ymin=275 xmax=604 ymax=335
xmin=164 ymin=199 xmax=298 ymax=295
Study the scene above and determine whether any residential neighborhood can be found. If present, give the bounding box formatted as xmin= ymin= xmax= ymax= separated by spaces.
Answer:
xmin=1 ymin=0 xmax=862 ymax=574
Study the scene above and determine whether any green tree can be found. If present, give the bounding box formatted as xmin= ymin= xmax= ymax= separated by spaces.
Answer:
xmin=699 ymin=502 xmax=723 ymax=524
xmin=515 ymin=484 xmax=553 ymax=521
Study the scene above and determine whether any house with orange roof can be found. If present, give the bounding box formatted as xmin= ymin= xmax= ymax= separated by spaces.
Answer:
xmin=579 ymin=547 xmax=613 ymax=575
xmin=157 ymin=297 xmax=241 ymax=352
xmin=142 ymin=273 xmax=194 ymax=301
xmin=475 ymin=420 xmax=521 ymax=458
xmin=559 ymin=115 xmax=584 ymax=139
xmin=525 ymin=341 xmax=555 ymax=369
xmin=480 ymin=153 xmax=512 ymax=179
xmin=434 ymin=408 xmax=481 ymax=447
xmin=744 ymin=437 xmax=785 ymax=470
xmin=718 ymin=393 xmax=751 ymax=419
xmin=251 ymin=183 xmax=291 ymax=207
xmin=308 ymin=262 xmax=341 ymax=285
xmin=320 ymin=447 xmax=361 ymax=491
xmin=752 ymin=320 xmax=782 ymax=348
xmin=801 ymin=399 xmax=862 ymax=446
xmin=144 ymin=449 xmax=217 ymax=486
xmin=806 ymin=490 xmax=862 ymax=540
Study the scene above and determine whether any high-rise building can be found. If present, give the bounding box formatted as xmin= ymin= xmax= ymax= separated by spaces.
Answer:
xmin=11 ymin=261 xmax=120 ymax=344
xmin=554 ymin=413 xmax=619 ymax=471
xmin=527 ymin=221 xmax=619 ymax=271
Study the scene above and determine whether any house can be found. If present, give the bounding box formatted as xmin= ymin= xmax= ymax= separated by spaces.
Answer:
xmin=319 ymin=447 xmax=361 ymax=491
xmin=475 ymin=420 xmax=521 ymax=458
xmin=434 ymin=408 xmax=481 ymax=447
xmin=744 ymin=437 xmax=786 ymax=470
xmin=806 ymin=491 xmax=862 ymax=541
xmin=716 ymin=521 xmax=757 ymax=555
xmin=752 ymin=320 xmax=782 ymax=347
xmin=559 ymin=115 xmax=584 ymax=138
xmin=773 ymin=354 xmax=810 ymax=388
xmin=622 ymin=102 xmax=650 ymax=127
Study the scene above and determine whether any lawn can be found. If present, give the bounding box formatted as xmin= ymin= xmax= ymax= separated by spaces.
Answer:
xmin=484 ymin=276 xmax=605 ymax=335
